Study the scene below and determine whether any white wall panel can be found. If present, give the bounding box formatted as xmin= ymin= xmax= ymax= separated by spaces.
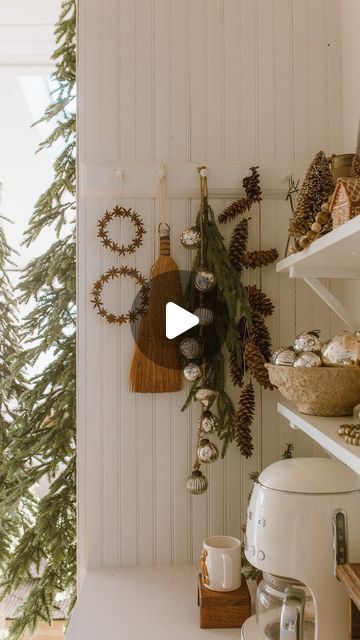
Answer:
xmin=78 ymin=0 xmax=344 ymax=571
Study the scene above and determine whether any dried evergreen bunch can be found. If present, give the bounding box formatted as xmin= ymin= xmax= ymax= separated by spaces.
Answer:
xmin=219 ymin=167 xmax=276 ymax=457
xmin=1 ymin=2 xmax=77 ymax=637
xmin=288 ymin=151 xmax=334 ymax=239
xmin=0 ymin=221 xmax=33 ymax=574
xmin=235 ymin=381 xmax=255 ymax=458
xmin=182 ymin=199 xmax=252 ymax=456
xmin=218 ymin=166 xmax=262 ymax=224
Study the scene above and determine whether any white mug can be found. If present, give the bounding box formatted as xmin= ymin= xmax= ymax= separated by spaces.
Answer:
xmin=201 ymin=535 xmax=242 ymax=592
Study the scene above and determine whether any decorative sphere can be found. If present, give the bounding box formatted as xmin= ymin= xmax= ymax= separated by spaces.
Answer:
xmin=197 ymin=411 xmax=218 ymax=436
xmin=180 ymin=227 xmax=201 ymax=249
xmin=195 ymin=268 xmax=216 ymax=292
xmin=271 ymin=347 xmax=289 ymax=364
xmin=197 ymin=438 xmax=219 ymax=464
xmin=273 ymin=348 xmax=297 ymax=366
xmin=294 ymin=330 xmax=322 ymax=353
xmin=195 ymin=387 xmax=218 ymax=406
xmin=194 ymin=306 xmax=214 ymax=326
xmin=321 ymin=331 xmax=360 ymax=366
xmin=183 ymin=362 xmax=202 ymax=382
xmin=294 ymin=352 xmax=322 ymax=368
xmin=186 ymin=470 xmax=208 ymax=495
xmin=180 ymin=337 xmax=203 ymax=360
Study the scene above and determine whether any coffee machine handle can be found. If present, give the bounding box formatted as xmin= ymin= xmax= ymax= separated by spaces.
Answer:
xmin=280 ymin=587 xmax=306 ymax=640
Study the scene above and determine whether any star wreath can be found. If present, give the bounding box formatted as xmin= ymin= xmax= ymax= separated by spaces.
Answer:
xmin=91 ymin=206 xmax=149 ymax=325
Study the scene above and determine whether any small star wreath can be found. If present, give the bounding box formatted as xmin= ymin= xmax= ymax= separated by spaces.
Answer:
xmin=91 ymin=206 xmax=148 ymax=325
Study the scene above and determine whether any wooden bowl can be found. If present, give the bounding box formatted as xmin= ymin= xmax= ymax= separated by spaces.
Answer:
xmin=266 ymin=363 xmax=360 ymax=416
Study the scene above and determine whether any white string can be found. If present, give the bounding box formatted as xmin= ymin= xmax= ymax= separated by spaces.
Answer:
xmin=114 ymin=168 xmax=124 ymax=204
xmin=157 ymin=164 xmax=168 ymax=228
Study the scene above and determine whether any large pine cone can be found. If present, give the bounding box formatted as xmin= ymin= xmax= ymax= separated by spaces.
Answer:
xmin=241 ymin=248 xmax=279 ymax=269
xmin=244 ymin=166 xmax=262 ymax=203
xmin=230 ymin=350 xmax=245 ymax=387
xmin=246 ymin=285 xmax=274 ymax=317
xmin=229 ymin=219 xmax=248 ymax=272
xmin=245 ymin=339 xmax=273 ymax=389
xmin=250 ymin=313 xmax=272 ymax=362
xmin=218 ymin=197 xmax=250 ymax=224
xmin=235 ymin=381 xmax=255 ymax=457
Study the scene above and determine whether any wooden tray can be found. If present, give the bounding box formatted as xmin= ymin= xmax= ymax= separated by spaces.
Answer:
xmin=197 ymin=574 xmax=251 ymax=629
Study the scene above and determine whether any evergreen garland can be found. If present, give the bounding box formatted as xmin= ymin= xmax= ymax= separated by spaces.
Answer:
xmin=182 ymin=199 xmax=252 ymax=456
xmin=2 ymin=1 xmax=77 ymax=637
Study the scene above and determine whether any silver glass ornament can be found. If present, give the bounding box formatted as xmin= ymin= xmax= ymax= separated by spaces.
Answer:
xmin=197 ymin=438 xmax=219 ymax=464
xmin=194 ymin=306 xmax=214 ymax=326
xmin=273 ymin=348 xmax=297 ymax=366
xmin=197 ymin=411 xmax=218 ymax=436
xmin=294 ymin=352 xmax=322 ymax=368
xmin=195 ymin=387 xmax=218 ymax=406
xmin=322 ymin=331 xmax=360 ymax=367
xmin=195 ymin=268 xmax=216 ymax=292
xmin=180 ymin=227 xmax=201 ymax=249
xmin=183 ymin=362 xmax=202 ymax=382
xmin=180 ymin=337 xmax=203 ymax=360
xmin=186 ymin=469 xmax=208 ymax=495
xmin=271 ymin=347 xmax=290 ymax=364
xmin=294 ymin=330 xmax=322 ymax=353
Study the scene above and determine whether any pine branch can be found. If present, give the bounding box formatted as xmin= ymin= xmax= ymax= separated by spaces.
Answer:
xmin=3 ymin=1 xmax=77 ymax=637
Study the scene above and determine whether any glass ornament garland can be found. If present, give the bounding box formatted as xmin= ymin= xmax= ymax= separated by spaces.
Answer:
xmin=180 ymin=168 xmax=252 ymax=494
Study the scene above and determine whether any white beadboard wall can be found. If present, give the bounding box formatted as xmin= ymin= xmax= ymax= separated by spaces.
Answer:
xmin=77 ymin=0 xmax=345 ymax=580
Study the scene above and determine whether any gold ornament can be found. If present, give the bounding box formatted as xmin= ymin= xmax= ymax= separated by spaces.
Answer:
xmin=195 ymin=268 xmax=216 ymax=292
xmin=294 ymin=352 xmax=322 ymax=368
xmin=273 ymin=348 xmax=297 ymax=366
xmin=195 ymin=387 xmax=218 ymax=406
xmin=197 ymin=438 xmax=219 ymax=464
xmin=294 ymin=330 xmax=322 ymax=353
xmin=322 ymin=331 xmax=360 ymax=366
xmin=180 ymin=337 xmax=203 ymax=360
xmin=194 ymin=306 xmax=214 ymax=326
xmin=180 ymin=227 xmax=201 ymax=249
xmin=183 ymin=362 xmax=202 ymax=382
xmin=197 ymin=411 xmax=218 ymax=436
xmin=186 ymin=469 xmax=208 ymax=494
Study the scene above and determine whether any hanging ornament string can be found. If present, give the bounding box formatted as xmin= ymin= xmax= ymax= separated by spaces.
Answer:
xmin=90 ymin=170 xmax=149 ymax=325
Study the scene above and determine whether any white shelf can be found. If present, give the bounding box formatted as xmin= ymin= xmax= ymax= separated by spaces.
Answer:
xmin=277 ymin=216 xmax=360 ymax=279
xmin=66 ymin=566 xmax=240 ymax=640
xmin=278 ymin=400 xmax=360 ymax=474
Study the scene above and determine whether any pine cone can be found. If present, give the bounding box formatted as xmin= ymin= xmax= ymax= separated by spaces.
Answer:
xmin=245 ymin=339 xmax=273 ymax=389
xmin=235 ymin=381 xmax=255 ymax=457
xmin=244 ymin=166 xmax=262 ymax=203
xmin=250 ymin=312 xmax=272 ymax=362
xmin=230 ymin=350 xmax=245 ymax=387
xmin=229 ymin=219 xmax=248 ymax=272
xmin=241 ymin=248 xmax=279 ymax=269
xmin=246 ymin=285 xmax=274 ymax=317
xmin=218 ymin=198 xmax=250 ymax=224
xmin=351 ymin=153 xmax=360 ymax=178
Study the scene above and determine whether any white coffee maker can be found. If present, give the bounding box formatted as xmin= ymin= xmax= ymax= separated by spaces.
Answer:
xmin=241 ymin=458 xmax=360 ymax=640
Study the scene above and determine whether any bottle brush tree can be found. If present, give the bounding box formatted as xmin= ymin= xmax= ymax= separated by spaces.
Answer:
xmin=1 ymin=1 xmax=77 ymax=637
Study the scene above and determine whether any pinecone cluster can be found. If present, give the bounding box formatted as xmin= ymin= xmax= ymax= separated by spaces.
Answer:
xmin=229 ymin=219 xmax=248 ymax=272
xmin=246 ymin=285 xmax=274 ymax=317
xmin=245 ymin=339 xmax=273 ymax=389
xmin=241 ymin=248 xmax=279 ymax=269
xmin=218 ymin=166 xmax=261 ymax=224
xmin=289 ymin=151 xmax=334 ymax=240
xmin=235 ymin=381 xmax=255 ymax=458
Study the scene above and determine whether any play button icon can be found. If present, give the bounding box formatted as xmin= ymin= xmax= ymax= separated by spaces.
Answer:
xmin=166 ymin=302 xmax=199 ymax=339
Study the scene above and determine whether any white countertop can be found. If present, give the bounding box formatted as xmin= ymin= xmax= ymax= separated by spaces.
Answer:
xmin=66 ymin=566 xmax=241 ymax=639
